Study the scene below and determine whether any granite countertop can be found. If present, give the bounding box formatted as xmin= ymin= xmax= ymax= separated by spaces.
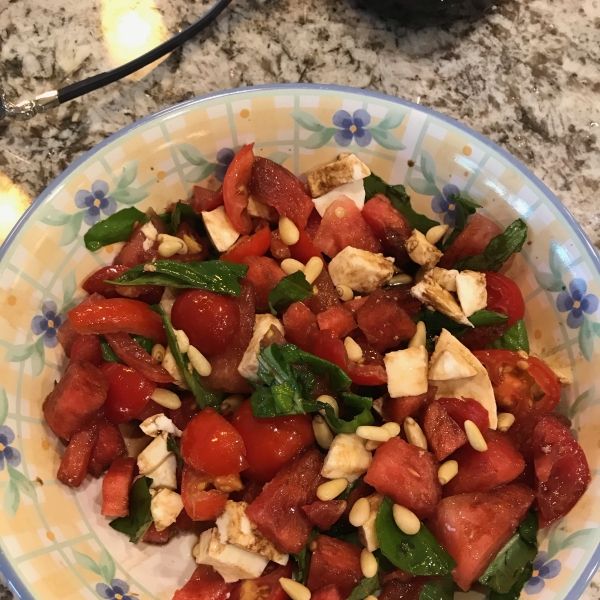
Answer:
xmin=0 ymin=0 xmax=599 ymax=597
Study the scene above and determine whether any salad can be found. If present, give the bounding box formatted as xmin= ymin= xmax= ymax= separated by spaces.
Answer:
xmin=43 ymin=146 xmax=590 ymax=600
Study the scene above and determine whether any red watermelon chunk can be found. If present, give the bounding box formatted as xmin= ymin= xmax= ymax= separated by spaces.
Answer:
xmin=307 ymin=535 xmax=363 ymax=598
xmin=383 ymin=387 xmax=436 ymax=424
xmin=444 ymin=429 xmax=525 ymax=496
xmin=142 ymin=523 xmax=170 ymax=544
xmin=246 ymin=448 xmax=324 ymax=553
xmin=174 ymin=566 xmax=234 ymax=600
xmin=101 ymin=457 xmax=136 ymax=517
xmin=428 ymin=484 xmax=535 ymax=591
xmin=423 ymin=401 xmax=467 ymax=461
xmin=88 ymin=418 xmax=127 ymax=477
xmin=313 ymin=198 xmax=382 ymax=258
xmin=362 ymin=194 xmax=413 ymax=268
xmin=113 ymin=210 xmax=167 ymax=267
xmin=343 ymin=296 xmax=369 ymax=317
xmin=364 ymin=437 xmax=441 ymax=519
xmin=310 ymin=585 xmax=344 ymax=600
xmin=317 ymin=306 xmax=357 ymax=339
xmin=379 ymin=577 xmax=437 ymax=600
xmin=57 ymin=319 xmax=81 ymax=357
xmin=241 ymin=256 xmax=285 ymax=310
xmin=57 ymin=424 xmax=99 ymax=487
xmin=437 ymin=397 xmax=490 ymax=433
xmin=69 ymin=334 xmax=104 ymax=367
xmin=306 ymin=268 xmax=340 ymax=314
xmin=283 ymin=302 xmax=320 ymax=353
xmin=302 ymin=500 xmax=347 ymax=530
xmin=43 ymin=361 xmax=109 ymax=441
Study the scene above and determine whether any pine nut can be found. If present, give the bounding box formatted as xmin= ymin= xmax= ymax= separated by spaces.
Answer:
xmin=151 ymin=343 xmax=166 ymax=362
xmin=344 ymin=337 xmax=363 ymax=363
xmin=360 ymin=549 xmax=378 ymax=578
xmin=304 ymin=257 xmax=324 ymax=284
xmin=497 ymin=412 xmax=516 ymax=433
xmin=312 ymin=285 xmax=319 ymax=295
xmin=365 ymin=440 xmax=381 ymax=451
xmin=382 ymin=422 xmax=401 ymax=437
xmin=392 ymin=504 xmax=421 ymax=535
xmin=438 ymin=460 xmax=458 ymax=485
xmin=365 ymin=596 xmax=378 ymax=600
xmin=408 ymin=321 xmax=426 ymax=348
xmin=404 ymin=417 xmax=428 ymax=450
xmin=335 ymin=207 xmax=347 ymax=219
xmin=313 ymin=415 xmax=334 ymax=450
xmin=517 ymin=350 xmax=529 ymax=359
xmin=317 ymin=395 xmax=339 ymax=417
xmin=426 ymin=224 xmax=449 ymax=245
xmin=279 ymin=217 xmax=300 ymax=246
xmin=151 ymin=388 xmax=182 ymax=410
xmin=317 ymin=478 xmax=348 ymax=501
xmin=309 ymin=540 xmax=318 ymax=552
xmin=182 ymin=233 xmax=202 ymax=254
xmin=221 ymin=394 xmax=244 ymax=415
xmin=356 ymin=426 xmax=391 ymax=443
xmin=187 ymin=345 xmax=212 ymax=377
xmin=175 ymin=329 xmax=190 ymax=353
xmin=279 ymin=578 xmax=311 ymax=600
xmin=387 ymin=273 xmax=413 ymax=286
xmin=336 ymin=284 xmax=354 ymax=301
xmin=465 ymin=420 xmax=488 ymax=452
xmin=281 ymin=258 xmax=305 ymax=275
xmin=157 ymin=234 xmax=187 ymax=257
xmin=517 ymin=360 xmax=529 ymax=370
xmin=349 ymin=497 xmax=371 ymax=527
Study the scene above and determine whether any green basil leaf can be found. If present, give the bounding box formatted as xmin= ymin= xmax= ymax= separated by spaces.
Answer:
xmin=320 ymin=393 xmax=374 ymax=433
xmin=376 ymin=497 xmax=456 ymax=575
xmin=518 ymin=511 xmax=538 ymax=546
xmin=489 ymin=563 xmax=534 ymax=600
xmin=337 ymin=478 xmax=363 ymax=501
xmin=268 ymin=271 xmax=314 ymax=316
xmin=469 ymin=310 xmax=509 ymax=327
xmin=131 ymin=334 xmax=154 ymax=354
xmin=454 ymin=219 xmax=528 ymax=272
xmin=166 ymin=437 xmax=184 ymax=469
xmin=364 ymin=173 xmax=438 ymax=234
xmin=170 ymin=201 xmax=199 ymax=236
xmin=491 ymin=319 xmax=530 ymax=353
xmin=450 ymin=192 xmax=481 ymax=233
xmin=84 ymin=207 xmax=145 ymax=251
xmin=100 ymin=337 xmax=124 ymax=363
xmin=294 ymin=530 xmax=318 ymax=585
xmin=419 ymin=574 xmax=455 ymax=600
xmin=110 ymin=260 xmax=248 ymax=296
xmin=347 ymin=575 xmax=380 ymax=600
xmin=150 ymin=304 xmax=223 ymax=410
xmin=109 ymin=476 xmax=153 ymax=543
xmin=413 ymin=309 xmax=507 ymax=340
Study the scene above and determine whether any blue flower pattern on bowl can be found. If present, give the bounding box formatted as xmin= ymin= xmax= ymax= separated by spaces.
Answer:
xmin=96 ymin=579 xmax=135 ymax=600
xmin=215 ymin=148 xmax=235 ymax=182
xmin=0 ymin=425 xmax=21 ymax=472
xmin=31 ymin=301 xmax=64 ymax=349
xmin=556 ymin=279 xmax=599 ymax=329
xmin=431 ymin=183 xmax=461 ymax=225
xmin=75 ymin=180 xmax=117 ymax=226
xmin=333 ymin=109 xmax=372 ymax=147
xmin=524 ymin=551 xmax=561 ymax=595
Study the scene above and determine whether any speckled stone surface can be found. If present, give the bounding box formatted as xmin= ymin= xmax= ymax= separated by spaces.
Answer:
xmin=0 ymin=0 xmax=599 ymax=597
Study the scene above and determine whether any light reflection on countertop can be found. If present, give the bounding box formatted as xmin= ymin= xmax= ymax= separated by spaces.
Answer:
xmin=0 ymin=172 xmax=31 ymax=245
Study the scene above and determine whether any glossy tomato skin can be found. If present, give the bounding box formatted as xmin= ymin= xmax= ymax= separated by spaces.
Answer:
xmin=230 ymin=563 xmax=293 ymax=600
xmin=181 ymin=465 xmax=229 ymax=521
xmin=82 ymin=265 xmax=129 ymax=298
xmin=174 ymin=565 xmax=234 ymax=600
xmin=223 ymin=143 xmax=254 ymax=235
xmin=181 ymin=408 xmax=248 ymax=477
xmin=231 ymin=400 xmax=315 ymax=483
xmin=68 ymin=334 xmax=103 ymax=367
xmin=485 ymin=272 xmax=526 ymax=327
xmin=100 ymin=363 xmax=156 ymax=424
xmin=171 ymin=290 xmax=240 ymax=357
xmin=221 ymin=225 xmax=271 ymax=264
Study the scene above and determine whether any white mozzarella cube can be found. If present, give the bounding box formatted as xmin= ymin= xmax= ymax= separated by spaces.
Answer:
xmin=427 ymin=267 xmax=459 ymax=292
xmin=384 ymin=346 xmax=429 ymax=398
xmin=405 ymin=230 xmax=443 ymax=270
xmin=195 ymin=528 xmax=269 ymax=583
xmin=321 ymin=433 xmax=372 ymax=483
xmin=328 ymin=247 xmax=395 ymax=294
xmin=141 ymin=221 xmax=158 ymax=251
xmin=307 ymin=154 xmax=371 ymax=198
xmin=137 ymin=432 xmax=171 ymax=475
xmin=150 ymin=488 xmax=183 ymax=531
xmin=238 ymin=315 xmax=285 ymax=381
xmin=358 ymin=493 xmax=384 ymax=552
xmin=159 ymin=287 xmax=178 ymax=319
xmin=140 ymin=414 xmax=182 ymax=438
xmin=312 ymin=180 xmax=366 ymax=216
xmin=202 ymin=206 xmax=240 ymax=252
xmin=456 ymin=271 xmax=487 ymax=317
xmin=410 ymin=279 xmax=472 ymax=327
xmin=428 ymin=349 xmax=477 ymax=381
xmin=147 ymin=453 xmax=178 ymax=490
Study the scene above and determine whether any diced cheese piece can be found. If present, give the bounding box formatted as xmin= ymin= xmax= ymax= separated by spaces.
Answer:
xmin=247 ymin=195 xmax=272 ymax=219
xmin=410 ymin=279 xmax=472 ymax=327
xmin=216 ymin=501 xmax=289 ymax=565
xmin=141 ymin=221 xmax=158 ymax=251
xmin=148 ymin=453 xmax=178 ymax=490
xmin=195 ymin=528 xmax=269 ymax=583
xmin=162 ymin=348 xmax=188 ymax=389
xmin=384 ymin=346 xmax=429 ymax=398
xmin=358 ymin=493 xmax=384 ymax=552
xmin=307 ymin=154 xmax=371 ymax=198
xmin=150 ymin=488 xmax=183 ymax=531
xmin=406 ymin=230 xmax=443 ymax=270
xmin=428 ymin=349 xmax=477 ymax=381
xmin=426 ymin=267 xmax=459 ymax=292
xmin=140 ymin=414 xmax=182 ymax=438
xmin=238 ymin=315 xmax=285 ymax=381
xmin=137 ymin=432 xmax=171 ymax=475
xmin=455 ymin=270 xmax=487 ymax=317
xmin=328 ymin=247 xmax=394 ymax=294
xmin=160 ymin=287 xmax=178 ymax=319
xmin=312 ymin=180 xmax=366 ymax=216
xmin=321 ymin=433 xmax=372 ymax=483
xmin=202 ymin=206 xmax=240 ymax=252
xmin=429 ymin=329 xmax=497 ymax=429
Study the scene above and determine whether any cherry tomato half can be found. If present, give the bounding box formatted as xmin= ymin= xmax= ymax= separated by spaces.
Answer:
xmin=222 ymin=144 xmax=254 ymax=235
xmin=485 ymin=272 xmax=526 ymax=327
xmin=221 ymin=224 xmax=271 ymax=264
xmin=181 ymin=465 xmax=228 ymax=521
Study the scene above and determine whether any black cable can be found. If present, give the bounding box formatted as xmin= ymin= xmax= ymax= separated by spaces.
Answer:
xmin=57 ymin=0 xmax=233 ymax=104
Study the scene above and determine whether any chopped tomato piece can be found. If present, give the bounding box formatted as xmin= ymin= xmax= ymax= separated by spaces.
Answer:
xmin=383 ymin=387 xmax=436 ymax=424
xmin=88 ymin=418 xmax=127 ymax=477
xmin=437 ymin=397 xmax=490 ymax=433
xmin=485 ymin=272 xmax=526 ymax=327
xmin=309 ymin=585 xmax=344 ymax=600
xmin=68 ymin=298 xmax=167 ymax=345
xmin=113 ymin=210 xmax=166 ymax=267
xmin=316 ymin=306 xmax=357 ymax=339
xmin=307 ymin=535 xmax=363 ymax=598
xmin=532 ymin=416 xmax=591 ymax=527
xmin=223 ymin=144 xmax=254 ymax=234
xmin=231 ymin=400 xmax=315 ymax=483
xmin=57 ymin=424 xmax=98 ymax=487
xmin=246 ymin=448 xmax=324 ymax=554
xmin=364 ymin=437 xmax=441 ymax=519
xmin=100 ymin=363 xmax=156 ymax=425
xmin=190 ymin=186 xmax=224 ymax=213
xmin=348 ymin=362 xmax=388 ymax=386
xmin=444 ymin=430 xmax=525 ymax=496
xmin=101 ymin=457 xmax=136 ymax=517
xmin=134 ymin=399 xmax=164 ymax=421
xmin=230 ymin=563 xmax=292 ymax=600
xmin=314 ymin=198 xmax=382 ymax=258
xmin=428 ymin=484 xmax=535 ymax=591
xmin=142 ymin=523 xmax=170 ymax=544
xmin=69 ymin=334 xmax=103 ymax=367
xmin=43 ymin=361 xmax=109 ymax=440
xmin=362 ymin=194 xmax=413 ymax=267
xmin=302 ymin=500 xmax=346 ymax=530
xmin=169 ymin=396 xmax=201 ymax=431
xmin=181 ymin=408 xmax=248 ymax=477
xmin=181 ymin=465 xmax=228 ymax=521
xmin=82 ymin=265 xmax=130 ymax=298
xmin=249 ymin=156 xmax=314 ymax=229
xmin=289 ymin=228 xmax=323 ymax=264
xmin=283 ymin=302 xmax=320 ymax=353
xmin=57 ymin=318 xmax=81 ymax=357
xmin=270 ymin=229 xmax=291 ymax=260
xmin=173 ymin=565 xmax=234 ymax=600
xmin=313 ymin=330 xmax=349 ymax=373
xmin=221 ymin=225 xmax=271 ymax=263
xmin=306 ymin=268 xmax=340 ymax=314
xmin=423 ymin=401 xmax=467 ymax=461
xmin=241 ymin=256 xmax=285 ymax=310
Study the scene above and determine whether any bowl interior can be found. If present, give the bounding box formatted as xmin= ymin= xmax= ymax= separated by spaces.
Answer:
xmin=0 ymin=85 xmax=599 ymax=600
